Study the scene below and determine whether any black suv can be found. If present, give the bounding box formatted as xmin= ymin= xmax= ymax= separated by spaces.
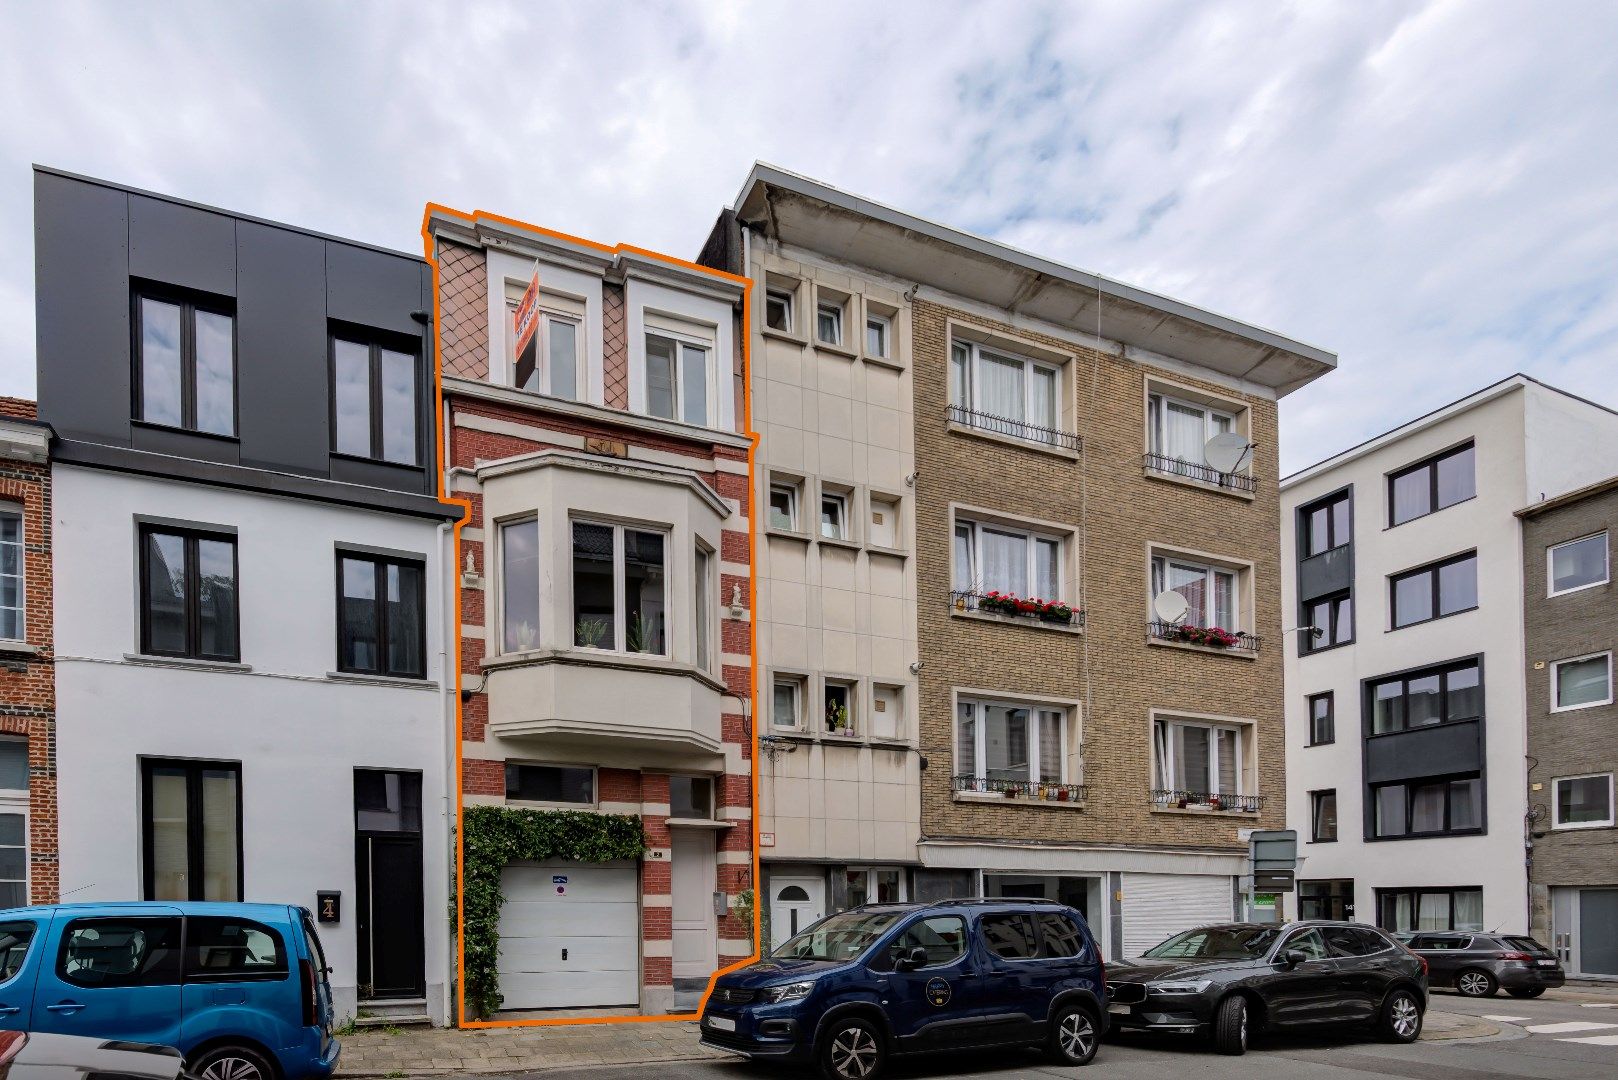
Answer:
xmin=1106 ymin=921 xmax=1427 ymax=1055
xmin=1408 ymin=932 xmax=1565 ymax=998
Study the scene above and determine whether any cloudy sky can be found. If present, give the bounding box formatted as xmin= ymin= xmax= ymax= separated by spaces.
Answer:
xmin=2 ymin=0 xmax=1614 ymax=472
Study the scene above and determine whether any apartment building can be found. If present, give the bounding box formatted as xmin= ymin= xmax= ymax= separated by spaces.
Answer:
xmin=707 ymin=165 xmax=1335 ymax=958
xmin=0 ymin=398 xmax=55 ymax=904
xmin=36 ymin=168 xmax=459 ymax=1026
xmin=428 ymin=210 xmax=753 ymax=1017
xmin=1282 ymin=375 xmax=1618 ymax=937
xmin=1518 ymin=476 xmax=1618 ymax=977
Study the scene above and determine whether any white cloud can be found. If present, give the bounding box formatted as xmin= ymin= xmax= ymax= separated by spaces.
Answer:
xmin=1 ymin=0 xmax=1615 ymax=471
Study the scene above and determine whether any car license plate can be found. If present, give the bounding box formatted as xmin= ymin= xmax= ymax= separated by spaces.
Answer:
xmin=1538 ymin=959 xmax=1557 ymax=967
xmin=708 ymin=1016 xmax=736 ymax=1032
xmin=1109 ymin=1003 xmax=1131 ymax=1015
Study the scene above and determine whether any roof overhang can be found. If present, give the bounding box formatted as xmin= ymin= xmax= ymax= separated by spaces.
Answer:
xmin=732 ymin=163 xmax=1337 ymax=398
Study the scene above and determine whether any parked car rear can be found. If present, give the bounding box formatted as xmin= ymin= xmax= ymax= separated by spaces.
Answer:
xmin=1407 ymin=932 xmax=1565 ymax=998
xmin=0 ymin=902 xmax=337 ymax=1080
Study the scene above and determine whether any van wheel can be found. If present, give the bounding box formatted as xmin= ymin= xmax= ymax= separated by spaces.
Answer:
xmin=1047 ymin=1003 xmax=1099 ymax=1065
xmin=1212 ymin=995 xmax=1248 ymax=1055
xmin=189 ymin=1045 xmax=276 ymax=1080
xmin=1378 ymin=988 xmax=1423 ymax=1043
xmin=1457 ymin=969 xmax=1497 ymax=997
xmin=818 ymin=1017 xmax=885 ymax=1080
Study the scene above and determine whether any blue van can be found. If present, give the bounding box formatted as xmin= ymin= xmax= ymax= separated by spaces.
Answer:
xmin=700 ymin=898 xmax=1106 ymax=1079
xmin=0 ymin=902 xmax=337 ymax=1080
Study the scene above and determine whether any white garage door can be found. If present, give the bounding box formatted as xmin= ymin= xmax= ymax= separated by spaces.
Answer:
xmin=498 ymin=861 xmax=639 ymax=1010
xmin=1121 ymin=873 xmax=1234 ymax=957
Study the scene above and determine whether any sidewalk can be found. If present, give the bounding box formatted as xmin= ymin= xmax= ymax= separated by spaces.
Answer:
xmin=338 ymin=1020 xmax=722 ymax=1077
xmin=1423 ymin=1011 xmax=1499 ymax=1041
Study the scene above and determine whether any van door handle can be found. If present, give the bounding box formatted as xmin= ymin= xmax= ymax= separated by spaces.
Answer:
xmin=0 ymin=1006 xmax=19 ymax=1016
xmin=959 ymin=972 xmax=978 ymax=979
xmin=46 ymin=1002 xmax=85 ymax=1014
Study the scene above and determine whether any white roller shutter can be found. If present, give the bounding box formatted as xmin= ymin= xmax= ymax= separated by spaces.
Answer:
xmin=498 ymin=861 xmax=639 ymax=1010
xmin=1121 ymin=873 xmax=1235 ymax=957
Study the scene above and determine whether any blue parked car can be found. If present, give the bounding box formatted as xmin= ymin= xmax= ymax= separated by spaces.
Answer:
xmin=0 ymin=902 xmax=337 ymax=1080
xmin=700 ymin=898 xmax=1106 ymax=1079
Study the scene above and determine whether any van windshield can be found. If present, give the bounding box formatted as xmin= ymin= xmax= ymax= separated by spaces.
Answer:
xmin=1142 ymin=926 xmax=1281 ymax=960
xmin=773 ymin=911 xmax=903 ymax=963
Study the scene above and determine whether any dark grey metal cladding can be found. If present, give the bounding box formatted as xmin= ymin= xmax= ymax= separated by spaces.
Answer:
xmin=33 ymin=167 xmax=436 ymax=500
xmin=1298 ymin=546 xmax=1353 ymax=602
xmin=1364 ymin=719 xmax=1484 ymax=785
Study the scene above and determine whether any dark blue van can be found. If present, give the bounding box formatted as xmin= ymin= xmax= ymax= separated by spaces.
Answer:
xmin=0 ymin=902 xmax=337 ymax=1080
xmin=700 ymin=899 xmax=1105 ymax=1079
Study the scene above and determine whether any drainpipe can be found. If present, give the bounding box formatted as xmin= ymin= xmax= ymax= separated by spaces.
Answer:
xmin=438 ymin=393 xmax=455 ymax=1027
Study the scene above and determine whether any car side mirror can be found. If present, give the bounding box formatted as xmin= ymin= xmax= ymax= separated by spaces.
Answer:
xmin=895 ymin=946 xmax=929 ymax=971
xmin=1282 ymin=949 xmax=1309 ymax=968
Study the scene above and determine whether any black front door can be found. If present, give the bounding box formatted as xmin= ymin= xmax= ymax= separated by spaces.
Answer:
xmin=355 ymin=770 xmax=425 ymax=999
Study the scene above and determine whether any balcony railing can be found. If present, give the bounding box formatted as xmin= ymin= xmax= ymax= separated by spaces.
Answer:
xmin=947 ymin=404 xmax=1082 ymax=452
xmin=951 ymin=590 xmax=1082 ymax=627
xmin=1142 ymin=452 xmax=1257 ymax=494
xmin=1148 ymin=620 xmax=1260 ymax=654
xmin=954 ymin=775 xmax=1087 ymax=803
xmin=1152 ymin=789 xmax=1266 ymax=813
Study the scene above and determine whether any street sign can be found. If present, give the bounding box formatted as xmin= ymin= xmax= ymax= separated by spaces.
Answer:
xmin=1249 ymin=829 xmax=1298 ymax=870
xmin=1253 ymin=869 xmax=1295 ymax=892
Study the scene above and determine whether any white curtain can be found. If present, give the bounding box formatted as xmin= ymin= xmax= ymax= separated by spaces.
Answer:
xmin=957 ymin=703 xmax=976 ymax=777
xmin=1216 ymin=729 xmax=1238 ymax=794
xmin=1035 ymin=538 xmax=1059 ymax=599
xmin=985 ymin=705 xmax=1030 ymax=781
xmin=1213 ymin=570 xmax=1235 ymax=629
xmin=950 ymin=343 xmax=970 ymax=407
xmin=1168 ymin=562 xmax=1209 ymax=626
xmin=1038 ymin=711 xmax=1062 ymax=783
xmin=953 ymin=524 xmax=974 ymax=592
xmin=1174 ymin=724 xmax=1211 ymax=791
xmin=978 ymin=352 xmax=1025 ymax=420
xmin=982 ymin=529 xmax=1028 ymax=595
xmin=1453 ymin=890 xmax=1484 ymax=931
xmin=1030 ymin=367 xmax=1056 ymax=431
xmin=1164 ymin=401 xmax=1205 ymax=462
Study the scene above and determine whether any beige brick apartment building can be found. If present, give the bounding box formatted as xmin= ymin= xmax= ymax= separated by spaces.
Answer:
xmin=706 ymin=165 xmax=1335 ymax=957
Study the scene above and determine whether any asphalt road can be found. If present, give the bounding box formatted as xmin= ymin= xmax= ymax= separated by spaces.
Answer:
xmin=441 ymin=989 xmax=1618 ymax=1080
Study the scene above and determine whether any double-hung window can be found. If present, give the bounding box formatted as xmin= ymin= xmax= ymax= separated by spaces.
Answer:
xmin=1552 ymin=652 xmax=1612 ymax=711
xmin=953 ymin=519 xmax=1062 ymax=601
xmin=1150 ymin=554 xmax=1237 ymax=630
xmin=499 ymin=519 xmax=540 ymax=652
xmin=955 ymin=699 xmax=1068 ymax=787
xmin=1389 ymin=443 xmax=1475 ymax=525
xmin=1153 ymin=716 xmax=1248 ymax=799
xmin=1390 ymin=551 xmax=1477 ymax=628
xmin=645 ymin=332 xmax=710 ymax=426
xmin=139 ymin=525 xmax=239 ymax=662
xmin=949 ymin=340 xmax=1061 ymax=442
xmin=0 ymin=738 xmax=26 ymax=907
xmin=337 ymin=552 xmax=425 ymax=679
xmin=1148 ymin=392 xmax=1237 ymax=475
xmin=571 ymin=521 xmax=666 ymax=655
xmin=1548 ymin=532 xmax=1609 ymax=595
xmin=1369 ymin=659 xmax=1482 ymax=733
xmin=0 ymin=509 xmax=22 ymax=642
xmin=332 ymin=336 xmax=418 ymax=465
xmin=1553 ymin=774 xmax=1614 ymax=829
xmin=142 ymin=758 xmax=241 ymax=902
xmin=134 ymin=290 xmax=235 ymax=437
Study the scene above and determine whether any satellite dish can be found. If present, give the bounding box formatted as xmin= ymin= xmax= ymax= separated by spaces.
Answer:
xmin=1204 ymin=432 xmax=1252 ymax=474
xmin=1152 ymin=590 xmax=1191 ymax=625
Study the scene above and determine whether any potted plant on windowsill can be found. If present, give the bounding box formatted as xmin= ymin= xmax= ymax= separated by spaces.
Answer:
xmin=1039 ymin=601 xmax=1075 ymax=625
xmin=825 ymin=699 xmax=851 ymax=735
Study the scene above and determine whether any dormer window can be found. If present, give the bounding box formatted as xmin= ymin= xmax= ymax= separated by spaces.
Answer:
xmin=134 ymin=290 xmax=235 ymax=437
xmin=505 ymin=283 xmax=582 ymax=401
xmin=645 ymin=333 xmax=709 ymax=426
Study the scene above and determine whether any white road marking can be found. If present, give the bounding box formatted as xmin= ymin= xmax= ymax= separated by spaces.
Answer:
xmin=1556 ymin=1034 xmax=1618 ymax=1045
xmin=1482 ymin=1014 xmax=1533 ymax=1022
xmin=1580 ymin=1003 xmax=1618 ymax=1008
xmin=1524 ymin=1020 xmax=1618 ymax=1034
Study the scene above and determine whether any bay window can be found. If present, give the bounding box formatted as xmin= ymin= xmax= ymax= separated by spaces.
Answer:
xmin=1150 ymin=554 xmax=1238 ymax=630
xmin=694 ymin=546 xmax=713 ymax=672
xmin=500 ymin=519 xmax=540 ymax=652
xmin=571 ymin=521 xmax=666 ymax=655
xmin=1152 ymin=716 xmax=1249 ymax=800
xmin=955 ymin=698 xmax=1069 ymax=786
xmin=953 ymin=519 xmax=1062 ymax=601
xmin=645 ymin=332 xmax=709 ymax=426
xmin=949 ymin=339 xmax=1062 ymax=443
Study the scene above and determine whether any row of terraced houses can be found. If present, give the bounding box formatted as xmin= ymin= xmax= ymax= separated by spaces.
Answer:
xmin=4 ymin=162 xmax=1615 ymax=1032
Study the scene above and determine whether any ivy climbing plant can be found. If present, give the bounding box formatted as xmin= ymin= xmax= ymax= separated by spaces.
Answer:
xmin=460 ymin=805 xmax=646 ymax=1018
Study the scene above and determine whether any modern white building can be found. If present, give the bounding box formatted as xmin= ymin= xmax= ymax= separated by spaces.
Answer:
xmin=1282 ymin=375 xmax=1618 ymax=935
xmin=35 ymin=168 xmax=459 ymax=1027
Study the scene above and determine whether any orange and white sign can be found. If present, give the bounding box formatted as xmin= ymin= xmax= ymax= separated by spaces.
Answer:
xmin=512 ymin=270 xmax=541 ymax=359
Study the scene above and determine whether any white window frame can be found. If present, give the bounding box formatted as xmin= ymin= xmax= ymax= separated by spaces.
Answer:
xmin=820 ymin=492 xmax=849 ymax=541
xmin=954 ymin=697 xmax=1071 ymax=785
xmin=771 ymin=674 xmax=805 ymax=731
xmin=497 ymin=515 xmax=541 ymax=654
xmin=643 ymin=329 xmax=712 ymax=426
xmin=950 ymin=339 xmax=1061 ymax=433
xmin=0 ymin=507 xmax=22 ymax=642
xmin=506 ymin=295 xmax=583 ymax=400
xmin=865 ymin=313 xmax=890 ymax=358
xmin=1551 ymin=651 xmax=1613 ymax=712
xmin=768 ymin=482 xmax=800 ymax=532
xmin=1150 ymin=553 xmax=1241 ymax=630
xmin=953 ymin=518 xmax=1064 ymax=601
xmin=1547 ymin=532 xmax=1609 ymax=597
xmin=504 ymin=761 xmax=598 ymax=809
xmin=694 ymin=543 xmax=714 ymax=674
xmin=824 ymin=679 xmax=858 ymax=736
xmin=1147 ymin=391 xmax=1239 ymax=467
xmin=817 ymin=301 xmax=844 ymax=346
xmin=1152 ymin=715 xmax=1250 ymax=798
xmin=570 ymin=518 xmax=671 ymax=657
xmin=764 ymin=288 xmax=794 ymax=334
xmin=0 ymin=735 xmax=27 ymax=907
xmin=1551 ymin=772 xmax=1616 ymax=830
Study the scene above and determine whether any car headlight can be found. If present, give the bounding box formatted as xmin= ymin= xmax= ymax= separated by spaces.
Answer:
xmin=761 ymin=981 xmax=815 ymax=1003
xmin=1147 ymin=980 xmax=1212 ymax=995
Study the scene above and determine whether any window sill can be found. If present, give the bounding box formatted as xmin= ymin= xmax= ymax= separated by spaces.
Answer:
xmin=481 ymin=647 xmax=728 ymax=693
xmin=866 ymin=544 xmax=910 ymax=560
xmin=861 ymin=352 xmax=906 ymax=372
xmin=950 ymin=608 xmax=1082 ymax=635
xmin=1142 ymin=466 xmax=1257 ymax=502
xmin=1550 ymin=821 xmax=1617 ymax=831
xmin=0 ymin=640 xmax=39 ymax=657
xmin=946 ymin=420 xmax=1080 ymax=461
xmin=326 ymin=671 xmax=439 ymax=691
xmin=1364 ymin=829 xmax=1486 ymax=843
xmin=814 ymin=341 xmax=858 ymax=360
xmin=765 ymin=526 xmax=813 ymax=545
xmin=761 ymin=327 xmax=809 ymax=347
xmin=666 ymin=818 xmax=736 ymax=829
xmin=954 ymin=791 xmax=1085 ymax=810
xmin=765 ymin=730 xmax=912 ymax=750
xmin=817 ymin=536 xmax=863 ymax=552
xmin=122 ymin=653 xmax=252 ymax=673
xmin=1149 ymin=805 xmax=1260 ymax=819
xmin=1145 ymin=636 xmax=1257 ymax=660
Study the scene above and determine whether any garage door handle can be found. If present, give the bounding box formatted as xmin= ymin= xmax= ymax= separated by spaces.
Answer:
xmin=562 ymin=949 xmax=568 ymax=962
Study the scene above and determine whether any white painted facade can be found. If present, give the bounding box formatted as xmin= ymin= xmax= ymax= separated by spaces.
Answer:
xmin=52 ymin=464 xmax=453 ymax=1025
xmin=1282 ymin=376 xmax=1618 ymax=934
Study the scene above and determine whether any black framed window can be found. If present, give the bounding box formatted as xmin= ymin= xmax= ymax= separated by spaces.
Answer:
xmin=1310 ymin=789 xmax=1338 ymax=842
xmin=337 ymin=552 xmax=425 ymax=678
xmin=1376 ymin=887 xmax=1483 ymax=934
xmin=133 ymin=289 xmax=236 ymax=437
xmin=331 ymin=335 xmax=418 ymax=465
xmin=1305 ymin=592 xmax=1353 ymax=650
xmin=139 ymin=525 xmax=238 ymax=662
xmin=1371 ymin=774 xmax=1482 ymax=838
xmin=1307 ymin=692 xmax=1335 ymax=745
xmin=1391 ymin=551 xmax=1478 ymax=628
xmin=1389 ymin=442 xmax=1475 ymax=526
xmin=142 ymin=759 xmax=241 ymax=902
xmin=1298 ymin=879 xmax=1354 ymax=921
xmin=1368 ymin=658 xmax=1481 ymax=734
xmin=505 ymin=763 xmax=593 ymax=804
xmin=1301 ymin=490 xmax=1351 ymax=557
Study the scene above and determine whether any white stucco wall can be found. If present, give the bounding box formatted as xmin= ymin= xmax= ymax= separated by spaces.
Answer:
xmin=52 ymin=464 xmax=452 ymax=1024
